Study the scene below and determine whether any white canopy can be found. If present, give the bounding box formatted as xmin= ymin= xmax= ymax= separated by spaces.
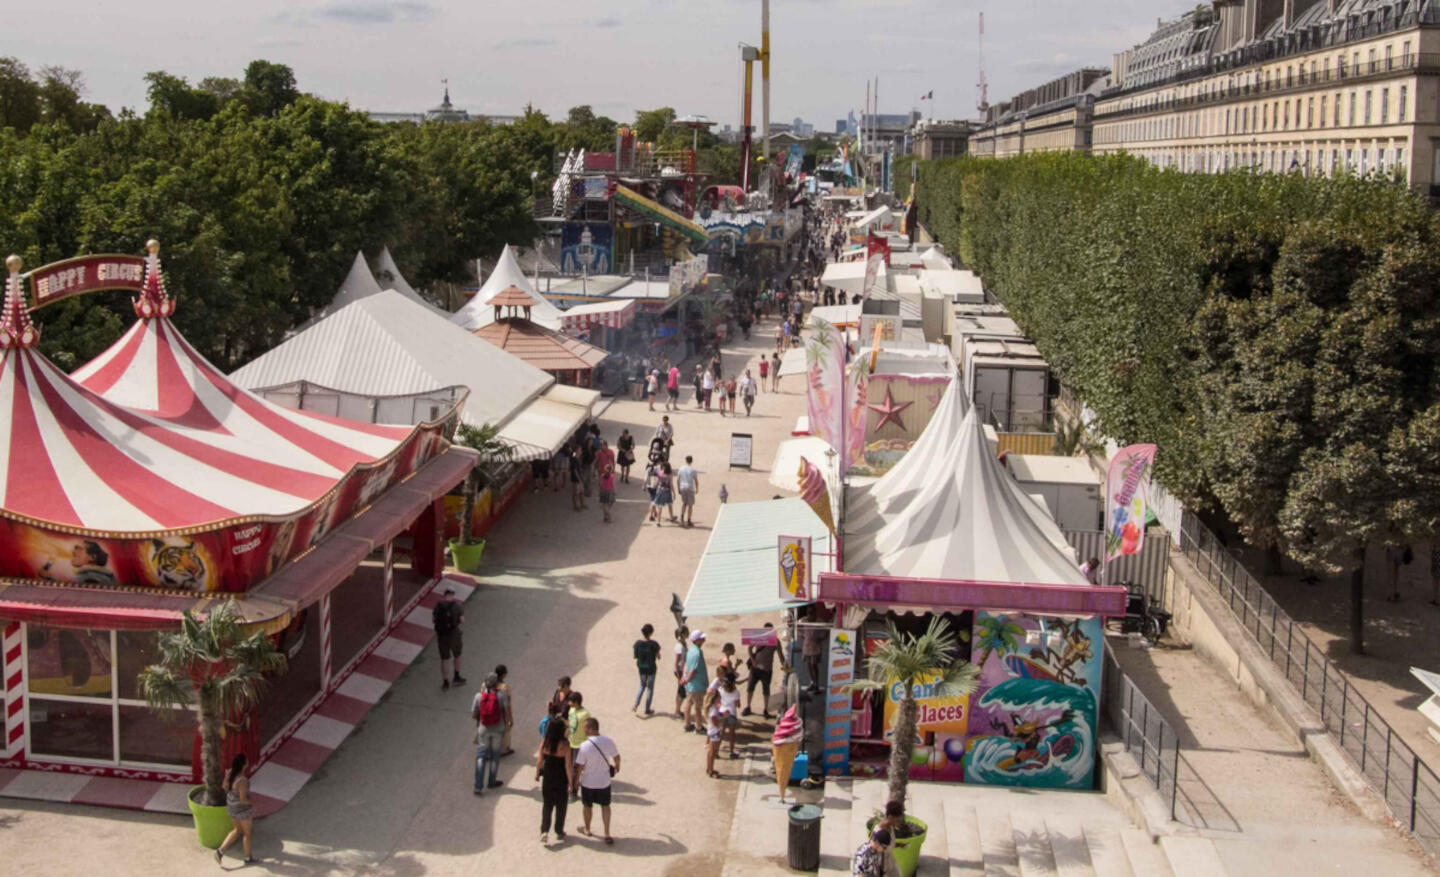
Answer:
xmin=232 ymin=290 xmax=561 ymax=432
xmin=810 ymin=303 xmax=862 ymax=326
xmin=919 ymin=246 xmax=950 ymax=270
xmin=851 ymin=206 xmax=894 ymax=231
xmin=844 ymin=379 xmax=1085 ymax=585
xmin=372 ymin=246 xmax=449 ymax=318
xmin=451 ymin=245 xmax=563 ymax=331
xmin=821 ymin=259 xmax=888 ymax=297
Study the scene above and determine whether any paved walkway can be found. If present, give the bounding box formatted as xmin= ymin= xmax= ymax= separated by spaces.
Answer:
xmin=0 ymin=319 xmax=808 ymax=876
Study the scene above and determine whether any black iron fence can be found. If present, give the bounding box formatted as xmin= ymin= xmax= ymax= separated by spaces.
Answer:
xmin=1102 ymin=639 xmax=1180 ymax=819
xmin=1178 ymin=511 xmax=1440 ymax=857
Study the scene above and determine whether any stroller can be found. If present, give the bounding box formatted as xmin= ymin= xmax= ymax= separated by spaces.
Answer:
xmin=648 ymin=434 xmax=672 ymax=465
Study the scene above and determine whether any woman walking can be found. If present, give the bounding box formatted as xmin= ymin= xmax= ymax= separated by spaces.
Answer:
xmin=652 ymin=462 xmax=676 ymax=526
xmin=646 ymin=370 xmax=659 ymax=412
xmin=536 ymin=705 xmax=574 ymax=844
xmin=215 ymin=753 xmax=256 ymax=864
xmin=701 ymin=369 xmax=715 ymax=411
xmin=673 ymin=626 xmax=690 ymax=718
xmin=616 ymin=429 xmax=635 ymax=484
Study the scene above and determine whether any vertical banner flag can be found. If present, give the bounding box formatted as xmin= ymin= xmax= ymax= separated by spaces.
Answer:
xmin=797 ymin=456 xmax=836 ymax=536
xmin=1105 ymin=443 xmax=1157 ymax=561
xmin=866 ymin=232 xmax=891 ymax=267
xmin=778 ymin=534 xmax=813 ymax=601
xmin=805 ymin=317 xmax=846 ymax=454
xmin=844 ymin=359 xmax=868 ymax=467
xmin=823 ymin=629 xmax=856 ymax=776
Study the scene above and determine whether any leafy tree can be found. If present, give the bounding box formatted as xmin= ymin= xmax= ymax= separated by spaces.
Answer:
xmin=0 ymin=57 xmax=42 ymax=131
xmin=852 ymin=617 xmax=979 ymax=805
xmin=241 ymin=60 xmax=298 ymax=117
xmin=633 ymin=106 xmax=675 ymax=143
xmin=137 ymin=603 xmax=287 ymax=806
xmin=144 ymin=71 xmax=219 ymax=120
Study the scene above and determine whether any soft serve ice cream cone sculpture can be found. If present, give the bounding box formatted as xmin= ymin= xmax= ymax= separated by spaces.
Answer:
xmin=771 ymin=705 xmax=804 ymax=801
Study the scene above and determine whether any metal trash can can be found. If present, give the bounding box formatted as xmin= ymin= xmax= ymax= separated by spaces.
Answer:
xmin=787 ymin=803 xmax=823 ymax=871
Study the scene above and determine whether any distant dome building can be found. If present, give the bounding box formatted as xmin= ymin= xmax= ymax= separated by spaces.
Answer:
xmin=424 ymin=86 xmax=471 ymax=123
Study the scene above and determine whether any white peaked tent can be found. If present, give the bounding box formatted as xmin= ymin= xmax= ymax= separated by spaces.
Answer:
xmin=920 ymin=246 xmax=951 ymax=270
xmin=372 ymin=246 xmax=449 ymax=318
xmin=844 ymin=379 xmax=1086 ymax=585
xmin=451 ymin=244 xmax=563 ymax=331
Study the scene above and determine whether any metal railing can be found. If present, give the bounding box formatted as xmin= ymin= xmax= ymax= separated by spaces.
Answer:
xmin=1102 ymin=639 xmax=1180 ymax=819
xmin=1178 ymin=510 xmax=1440 ymax=856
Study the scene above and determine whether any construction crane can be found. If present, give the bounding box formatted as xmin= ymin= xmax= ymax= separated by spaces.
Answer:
xmin=976 ymin=12 xmax=990 ymax=115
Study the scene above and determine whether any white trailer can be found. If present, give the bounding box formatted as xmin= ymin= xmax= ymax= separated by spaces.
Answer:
xmin=1007 ymin=454 xmax=1103 ymax=531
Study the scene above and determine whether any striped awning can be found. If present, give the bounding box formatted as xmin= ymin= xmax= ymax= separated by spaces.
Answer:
xmin=561 ymin=298 xmax=637 ymax=333
xmin=612 ymin=185 xmax=709 ymax=244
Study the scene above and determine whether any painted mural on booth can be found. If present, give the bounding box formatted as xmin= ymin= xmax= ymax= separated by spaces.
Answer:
xmin=962 ymin=612 xmax=1103 ymax=789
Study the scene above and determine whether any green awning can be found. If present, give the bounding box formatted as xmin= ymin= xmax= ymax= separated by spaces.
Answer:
xmin=613 ymin=185 xmax=709 ymax=244
xmin=683 ymin=497 xmax=835 ymax=618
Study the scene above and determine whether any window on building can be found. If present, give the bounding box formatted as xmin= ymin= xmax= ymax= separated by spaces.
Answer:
xmin=1334 ymin=93 xmax=1342 ymax=126
xmin=1346 ymin=148 xmax=1354 ymax=171
xmin=1308 ymin=97 xmax=1315 ymax=128
xmin=1338 ymin=54 xmax=1346 ymax=76
xmin=1396 ymin=147 xmax=1405 ymax=180
xmin=1381 ymin=88 xmax=1389 ymax=124
xmin=1365 ymin=90 xmax=1372 ymax=125
xmin=1368 ymin=48 xmax=1376 ymax=74
xmin=1385 ymin=45 xmax=1394 ymax=71
xmin=1325 ymin=57 xmax=1331 ymax=78
xmin=1349 ymin=92 xmax=1357 ymax=126
xmin=1403 ymin=41 xmax=1412 ymax=66
xmin=1321 ymin=95 xmax=1328 ymax=127
xmin=1263 ymin=104 xmax=1269 ymax=130
xmin=1399 ymin=85 xmax=1407 ymax=122
xmin=1287 ymin=66 xmax=1293 ymax=87
xmin=1284 ymin=102 xmax=1290 ymax=129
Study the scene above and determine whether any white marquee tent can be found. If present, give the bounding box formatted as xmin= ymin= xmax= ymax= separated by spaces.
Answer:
xmin=451 ymin=244 xmax=563 ymax=332
xmin=844 ymin=379 xmax=1085 ymax=585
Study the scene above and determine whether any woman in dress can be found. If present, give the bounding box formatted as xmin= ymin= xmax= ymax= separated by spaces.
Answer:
xmin=215 ymin=753 xmax=256 ymax=864
xmin=536 ymin=704 xmax=574 ymax=844
xmin=616 ymin=429 xmax=635 ymax=484
xmin=652 ymin=462 xmax=676 ymax=526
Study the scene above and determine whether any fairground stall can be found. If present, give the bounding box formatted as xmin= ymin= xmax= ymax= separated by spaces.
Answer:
xmin=824 ymin=380 xmax=1125 ymax=788
xmin=0 ymin=245 xmax=475 ymax=787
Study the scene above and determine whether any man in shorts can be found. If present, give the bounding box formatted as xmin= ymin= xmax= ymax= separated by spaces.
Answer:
xmin=680 ymin=630 xmax=709 ymax=732
xmin=432 ymin=587 xmax=465 ymax=690
xmin=676 ymin=455 xmax=699 ymax=528
xmin=666 ymin=365 xmax=681 ymax=411
xmin=571 ymin=717 xmax=621 ymax=845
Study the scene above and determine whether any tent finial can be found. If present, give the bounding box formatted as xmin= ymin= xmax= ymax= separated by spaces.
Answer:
xmin=0 ymin=255 xmax=39 ymax=349
xmin=134 ymin=239 xmax=175 ymax=319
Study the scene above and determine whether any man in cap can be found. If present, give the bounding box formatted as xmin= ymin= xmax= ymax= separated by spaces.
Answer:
xmin=679 ymin=630 xmax=709 ymax=732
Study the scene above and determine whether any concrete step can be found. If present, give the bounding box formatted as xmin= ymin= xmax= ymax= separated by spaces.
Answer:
xmin=910 ymin=791 xmax=951 ymax=876
xmin=818 ymin=778 xmax=855 ymax=877
xmin=1156 ymin=837 xmax=1227 ymax=877
xmin=977 ymin=807 xmax=1022 ymax=877
xmin=1010 ymin=808 xmax=1060 ymax=877
xmin=1081 ymin=825 xmax=1136 ymax=877
xmin=1119 ymin=829 xmax=1176 ymax=877
xmin=1044 ymin=815 xmax=1098 ymax=877
xmin=943 ymin=799 xmax=986 ymax=877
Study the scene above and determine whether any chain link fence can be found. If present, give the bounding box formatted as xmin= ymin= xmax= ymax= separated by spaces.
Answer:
xmin=1178 ymin=511 xmax=1440 ymax=856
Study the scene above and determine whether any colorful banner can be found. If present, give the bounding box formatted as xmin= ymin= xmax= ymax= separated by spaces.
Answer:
xmin=785 ymin=144 xmax=805 ymax=179
xmin=804 ymin=317 xmax=846 ymax=456
xmin=862 ymin=253 xmax=883 ymax=300
xmin=29 ymin=254 xmax=146 ymax=310
xmin=742 ymin=627 xmax=780 ymax=647
xmin=822 ymin=628 xmax=856 ymax=776
xmin=866 ymin=233 xmax=891 ymax=268
xmin=881 ymin=670 xmax=970 ymax=782
xmin=778 ymin=534 xmax=813 ymax=601
xmin=666 ymin=254 xmax=708 ymax=297
xmin=843 ymin=359 xmax=868 ymax=468
xmin=1104 ymin=444 xmax=1157 ymax=562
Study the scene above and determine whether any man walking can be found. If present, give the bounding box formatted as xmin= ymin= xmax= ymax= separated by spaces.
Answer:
xmin=680 ymin=630 xmax=709 ymax=732
xmin=743 ymin=622 xmax=778 ymax=718
xmin=433 ymin=587 xmax=465 ymax=690
xmin=667 ymin=364 xmax=681 ymax=411
xmin=632 ymin=624 xmax=661 ymax=714
xmin=740 ymin=369 xmax=757 ymax=416
xmin=676 ymin=455 xmax=699 ymax=528
xmin=571 ymin=717 xmax=621 ymax=845
xmin=472 ymin=673 xmax=508 ymax=794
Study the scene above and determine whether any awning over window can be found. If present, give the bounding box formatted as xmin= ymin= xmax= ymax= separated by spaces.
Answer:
xmin=496 ymin=384 xmax=599 ymax=461
xmin=562 ymin=298 xmax=637 ymax=333
xmin=613 ymin=185 xmax=709 ymax=244
xmin=682 ymin=497 xmax=835 ymax=618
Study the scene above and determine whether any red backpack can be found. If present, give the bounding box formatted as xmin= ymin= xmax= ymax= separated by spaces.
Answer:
xmin=476 ymin=689 xmax=503 ymax=726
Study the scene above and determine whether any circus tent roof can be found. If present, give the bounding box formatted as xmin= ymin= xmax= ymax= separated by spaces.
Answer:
xmin=843 ymin=378 xmax=1086 ymax=586
xmin=451 ymin=245 xmax=562 ymax=331
xmin=9 ymin=251 xmax=427 ymax=533
xmin=473 ymin=317 xmax=608 ymax=372
xmin=372 ymin=246 xmax=448 ymax=318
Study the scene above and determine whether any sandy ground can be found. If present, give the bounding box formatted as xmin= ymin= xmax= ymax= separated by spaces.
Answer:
xmin=0 ymin=321 xmax=807 ymax=877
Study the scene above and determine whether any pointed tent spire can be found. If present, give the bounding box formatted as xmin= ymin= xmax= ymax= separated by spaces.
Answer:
xmin=0 ymin=254 xmax=38 ymax=349
xmin=133 ymin=239 xmax=175 ymax=319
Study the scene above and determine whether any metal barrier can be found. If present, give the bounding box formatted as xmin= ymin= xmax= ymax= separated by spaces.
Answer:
xmin=1178 ymin=510 xmax=1440 ymax=857
xmin=1101 ymin=639 xmax=1180 ymax=819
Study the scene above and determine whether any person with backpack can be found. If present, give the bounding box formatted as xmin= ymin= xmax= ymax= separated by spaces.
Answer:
xmin=433 ymin=587 xmax=465 ymax=690
xmin=472 ymin=673 xmax=508 ymax=794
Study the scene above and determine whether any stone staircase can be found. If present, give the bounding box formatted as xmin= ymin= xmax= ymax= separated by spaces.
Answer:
xmin=814 ymin=778 xmax=1229 ymax=877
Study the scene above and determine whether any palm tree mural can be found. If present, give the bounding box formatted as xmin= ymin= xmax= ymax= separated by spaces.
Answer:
xmin=972 ymin=614 xmax=1027 ymax=668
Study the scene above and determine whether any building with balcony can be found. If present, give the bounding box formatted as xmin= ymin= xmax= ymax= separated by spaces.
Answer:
xmin=910 ymin=119 xmax=976 ymax=159
xmin=1091 ymin=0 xmax=1440 ymax=187
xmin=969 ymin=69 xmax=1109 ymax=158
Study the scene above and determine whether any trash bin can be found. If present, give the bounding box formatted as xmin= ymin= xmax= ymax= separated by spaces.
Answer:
xmin=787 ymin=803 xmax=823 ymax=871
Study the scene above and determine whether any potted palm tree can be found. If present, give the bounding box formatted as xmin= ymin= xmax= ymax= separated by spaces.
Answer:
xmin=137 ymin=602 xmax=287 ymax=848
xmin=448 ymin=422 xmax=514 ymax=573
xmin=853 ymin=616 xmax=980 ymax=877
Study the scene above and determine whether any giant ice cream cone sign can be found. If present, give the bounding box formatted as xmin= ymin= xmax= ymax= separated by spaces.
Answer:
xmin=772 ymin=705 xmax=803 ymax=801
xmin=797 ymin=456 xmax=835 ymax=536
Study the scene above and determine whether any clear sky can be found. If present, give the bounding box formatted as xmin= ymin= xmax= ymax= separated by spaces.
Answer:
xmin=1 ymin=0 xmax=1174 ymax=131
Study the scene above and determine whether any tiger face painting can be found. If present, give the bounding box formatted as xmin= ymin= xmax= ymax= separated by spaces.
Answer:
xmin=149 ymin=539 xmax=208 ymax=590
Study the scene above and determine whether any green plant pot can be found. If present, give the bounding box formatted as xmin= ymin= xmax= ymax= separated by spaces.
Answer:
xmin=867 ymin=815 xmax=928 ymax=877
xmin=448 ymin=539 xmax=486 ymax=573
xmin=188 ymin=786 xmax=232 ymax=849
